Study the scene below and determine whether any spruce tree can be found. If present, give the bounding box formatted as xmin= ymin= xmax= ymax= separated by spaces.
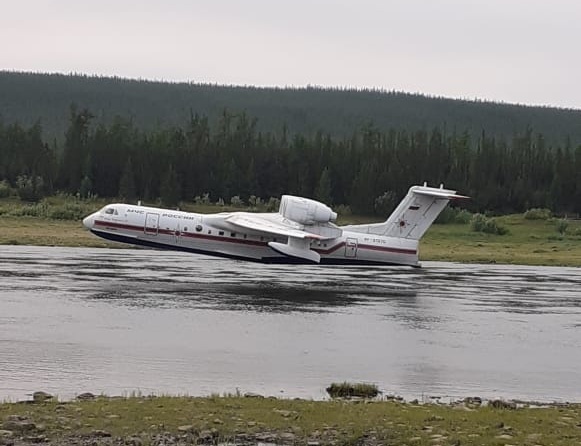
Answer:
xmin=118 ymin=157 xmax=136 ymax=202
xmin=160 ymin=164 xmax=180 ymax=207
xmin=314 ymin=167 xmax=332 ymax=204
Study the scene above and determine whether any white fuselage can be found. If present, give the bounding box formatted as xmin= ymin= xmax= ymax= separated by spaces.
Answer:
xmin=83 ymin=203 xmax=421 ymax=266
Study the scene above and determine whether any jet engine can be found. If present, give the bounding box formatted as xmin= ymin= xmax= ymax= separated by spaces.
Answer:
xmin=279 ymin=195 xmax=337 ymax=225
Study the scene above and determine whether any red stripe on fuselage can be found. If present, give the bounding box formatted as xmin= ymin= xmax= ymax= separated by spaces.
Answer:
xmin=94 ymin=219 xmax=267 ymax=247
xmin=358 ymin=244 xmax=417 ymax=255
xmin=93 ymin=220 xmax=417 ymax=255
xmin=312 ymin=242 xmax=416 ymax=256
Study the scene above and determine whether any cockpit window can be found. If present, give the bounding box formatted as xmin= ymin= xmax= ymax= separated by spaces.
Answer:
xmin=104 ymin=208 xmax=118 ymax=215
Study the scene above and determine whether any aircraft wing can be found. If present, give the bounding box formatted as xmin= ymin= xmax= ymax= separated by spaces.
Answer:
xmin=225 ymin=214 xmax=325 ymax=240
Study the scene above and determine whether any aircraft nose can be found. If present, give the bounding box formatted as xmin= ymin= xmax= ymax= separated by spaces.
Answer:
xmin=82 ymin=213 xmax=95 ymax=229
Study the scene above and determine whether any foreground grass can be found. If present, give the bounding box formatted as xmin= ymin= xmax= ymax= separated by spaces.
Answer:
xmin=1 ymin=396 xmax=580 ymax=445
xmin=1 ymin=198 xmax=580 ymax=266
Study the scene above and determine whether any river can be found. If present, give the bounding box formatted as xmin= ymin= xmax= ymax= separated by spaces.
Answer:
xmin=1 ymin=245 xmax=580 ymax=402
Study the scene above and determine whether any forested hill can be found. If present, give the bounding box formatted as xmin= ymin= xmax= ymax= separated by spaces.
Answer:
xmin=1 ymin=71 xmax=581 ymax=145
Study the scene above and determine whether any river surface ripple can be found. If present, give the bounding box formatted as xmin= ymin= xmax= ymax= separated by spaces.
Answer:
xmin=1 ymin=245 xmax=580 ymax=402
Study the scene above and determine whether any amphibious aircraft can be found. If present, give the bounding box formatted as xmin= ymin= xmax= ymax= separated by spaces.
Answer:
xmin=82 ymin=183 xmax=466 ymax=266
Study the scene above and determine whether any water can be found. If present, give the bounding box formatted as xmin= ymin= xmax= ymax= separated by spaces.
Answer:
xmin=1 ymin=245 xmax=580 ymax=402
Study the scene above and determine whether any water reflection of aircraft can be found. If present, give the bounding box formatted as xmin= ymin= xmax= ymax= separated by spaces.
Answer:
xmin=86 ymin=280 xmax=418 ymax=313
xmin=82 ymin=184 xmax=466 ymax=266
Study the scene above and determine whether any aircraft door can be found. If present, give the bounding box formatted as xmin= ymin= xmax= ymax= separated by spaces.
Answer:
xmin=144 ymin=213 xmax=159 ymax=235
xmin=345 ymin=237 xmax=358 ymax=258
xmin=174 ymin=222 xmax=181 ymax=244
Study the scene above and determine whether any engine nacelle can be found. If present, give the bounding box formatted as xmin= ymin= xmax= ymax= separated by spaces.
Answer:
xmin=279 ymin=195 xmax=337 ymax=225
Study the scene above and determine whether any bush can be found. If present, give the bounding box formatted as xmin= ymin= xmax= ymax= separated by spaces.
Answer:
xmin=556 ymin=219 xmax=568 ymax=235
xmin=48 ymin=202 xmax=91 ymax=220
xmin=0 ymin=180 xmax=13 ymax=198
xmin=8 ymin=202 xmax=49 ymax=218
xmin=524 ymin=208 xmax=552 ymax=220
xmin=0 ymin=197 xmax=98 ymax=220
xmin=79 ymin=176 xmax=93 ymax=199
xmin=374 ymin=191 xmax=398 ymax=216
xmin=266 ymin=197 xmax=280 ymax=212
xmin=326 ymin=382 xmax=380 ymax=399
xmin=454 ymin=209 xmax=473 ymax=224
xmin=435 ymin=206 xmax=455 ymax=224
xmin=436 ymin=207 xmax=472 ymax=224
xmin=471 ymin=213 xmax=508 ymax=235
xmin=470 ymin=213 xmax=487 ymax=232
xmin=193 ymin=192 xmax=211 ymax=205
xmin=16 ymin=175 xmax=46 ymax=202
xmin=248 ymin=195 xmax=263 ymax=208
xmin=230 ymin=195 xmax=244 ymax=207
xmin=335 ymin=204 xmax=352 ymax=216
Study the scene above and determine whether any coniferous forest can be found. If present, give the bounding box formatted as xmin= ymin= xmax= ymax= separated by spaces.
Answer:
xmin=1 ymin=72 xmax=581 ymax=216
xmin=3 ymin=71 xmax=581 ymax=147
xmin=1 ymin=104 xmax=581 ymax=216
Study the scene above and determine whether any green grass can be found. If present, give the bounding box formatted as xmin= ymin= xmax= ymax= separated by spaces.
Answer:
xmin=0 ymin=396 xmax=580 ymax=445
xmin=0 ymin=216 xmax=113 ymax=248
xmin=422 ymin=215 xmax=581 ymax=266
xmin=1 ymin=197 xmax=581 ymax=266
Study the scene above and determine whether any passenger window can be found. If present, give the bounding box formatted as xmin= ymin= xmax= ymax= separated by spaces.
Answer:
xmin=195 ymin=224 xmax=203 ymax=232
xmin=219 ymin=231 xmax=224 ymax=236
xmin=230 ymin=232 xmax=236 ymax=237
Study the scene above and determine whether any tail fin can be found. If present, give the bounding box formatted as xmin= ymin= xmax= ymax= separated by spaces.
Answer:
xmin=380 ymin=184 xmax=467 ymax=240
xmin=342 ymin=184 xmax=467 ymax=240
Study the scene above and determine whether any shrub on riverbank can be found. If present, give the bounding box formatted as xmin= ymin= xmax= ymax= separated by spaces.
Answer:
xmin=471 ymin=213 xmax=509 ymax=235
xmin=0 ymin=195 xmax=102 ymax=220
xmin=0 ymin=180 xmax=13 ymax=198
xmin=326 ymin=382 xmax=380 ymax=398
xmin=556 ymin=218 xmax=569 ymax=235
xmin=524 ymin=207 xmax=552 ymax=220
xmin=436 ymin=207 xmax=472 ymax=224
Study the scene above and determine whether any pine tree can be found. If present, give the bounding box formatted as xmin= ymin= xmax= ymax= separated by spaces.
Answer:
xmin=118 ymin=157 xmax=136 ymax=202
xmin=160 ymin=164 xmax=180 ymax=207
xmin=79 ymin=175 xmax=93 ymax=199
xmin=314 ymin=167 xmax=332 ymax=204
xmin=59 ymin=105 xmax=93 ymax=192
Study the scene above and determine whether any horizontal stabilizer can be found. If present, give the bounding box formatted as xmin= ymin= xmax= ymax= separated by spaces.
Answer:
xmin=413 ymin=189 xmax=469 ymax=200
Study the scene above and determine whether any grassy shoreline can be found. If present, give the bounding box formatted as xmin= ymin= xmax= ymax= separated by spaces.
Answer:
xmin=1 ymin=394 xmax=580 ymax=445
xmin=421 ymin=216 xmax=581 ymax=267
xmin=1 ymin=214 xmax=580 ymax=267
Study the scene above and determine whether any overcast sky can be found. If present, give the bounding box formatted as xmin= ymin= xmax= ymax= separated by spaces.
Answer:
xmin=2 ymin=0 xmax=580 ymax=109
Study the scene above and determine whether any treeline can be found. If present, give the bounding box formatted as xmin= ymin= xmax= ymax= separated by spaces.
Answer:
xmin=1 ymin=106 xmax=581 ymax=216
xmin=2 ymin=71 xmax=581 ymax=147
